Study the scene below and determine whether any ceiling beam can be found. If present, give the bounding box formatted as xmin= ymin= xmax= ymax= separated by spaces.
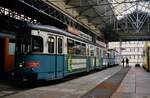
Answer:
xmin=64 ymin=0 xmax=72 ymax=5
xmin=66 ymin=1 xmax=141 ymax=9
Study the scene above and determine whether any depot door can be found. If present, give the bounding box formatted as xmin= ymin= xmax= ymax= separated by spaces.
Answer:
xmin=0 ymin=38 xmax=4 ymax=73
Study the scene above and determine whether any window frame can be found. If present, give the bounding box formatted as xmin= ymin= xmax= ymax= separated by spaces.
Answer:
xmin=81 ymin=43 xmax=86 ymax=56
xmin=32 ymin=35 xmax=43 ymax=53
xmin=48 ymin=35 xmax=56 ymax=54
xmin=74 ymin=41 xmax=81 ymax=56
xmin=67 ymin=38 xmax=75 ymax=55
xmin=89 ymin=45 xmax=95 ymax=56
xmin=57 ymin=37 xmax=63 ymax=54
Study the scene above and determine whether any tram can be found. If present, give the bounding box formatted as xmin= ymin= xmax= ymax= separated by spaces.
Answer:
xmin=12 ymin=24 xmax=108 ymax=81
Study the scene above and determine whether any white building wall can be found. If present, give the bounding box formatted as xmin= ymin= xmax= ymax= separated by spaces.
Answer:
xmin=108 ymin=41 xmax=145 ymax=66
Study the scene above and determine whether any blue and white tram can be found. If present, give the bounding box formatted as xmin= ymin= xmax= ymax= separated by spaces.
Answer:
xmin=13 ymin=24 xmax=107 ymax=81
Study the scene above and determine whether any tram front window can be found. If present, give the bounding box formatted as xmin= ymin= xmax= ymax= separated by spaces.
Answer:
xmin=32 ymin=36 xmax=43 ymax=52
xmin=16 ymin=36 xmax=43 ymax=53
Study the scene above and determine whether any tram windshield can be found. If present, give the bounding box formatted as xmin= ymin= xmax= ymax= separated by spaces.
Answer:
xmin=16 ymin=35 xmax=43 ymax=53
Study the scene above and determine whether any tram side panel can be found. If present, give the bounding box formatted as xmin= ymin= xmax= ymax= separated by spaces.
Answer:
xmin=102 ymin=49 xmax=108 ymax=68
xmin=89 ymin=45 xmax=96 ymax=70
xmin=102 ymin=48 xmax=107 ymax=68
xmin=95 ymin=47 xmax=105 ymax=69
xmin=95 ymin=47 xmax=101 ymax=69
xmin=66 ymin=38 xmax=88 ymax=75
xmin=107 ymin=49 xmax=118 ymax=67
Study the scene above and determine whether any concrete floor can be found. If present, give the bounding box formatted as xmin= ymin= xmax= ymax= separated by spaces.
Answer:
xmin=2 ymin=67 xmax=121 ymax=98
xmin=112 ymin=67 xmax=150 ymax=98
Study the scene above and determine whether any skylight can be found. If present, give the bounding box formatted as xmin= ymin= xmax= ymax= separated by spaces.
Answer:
xmin=108 ymin=0 xmax=150 ymax=20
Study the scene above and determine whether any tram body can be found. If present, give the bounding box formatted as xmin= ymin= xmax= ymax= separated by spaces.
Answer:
xmin=13 ymin=25 xmax=107 ymax=81
xmin=107 ymin=49 xmax=119 ymax=67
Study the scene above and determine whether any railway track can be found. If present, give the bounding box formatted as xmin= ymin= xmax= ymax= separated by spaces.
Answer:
xmin=0 ymin=79 xmax=28 ymax=98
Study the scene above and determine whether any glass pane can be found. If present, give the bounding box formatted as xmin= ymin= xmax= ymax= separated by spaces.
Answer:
xmin=48 ymin=36 xmax=55 ymax=53
xmin=81 ymin=43 xmax=86 ymax=56
xmin=75 ymin=41 xmax=81 ymax=55
xmin=32 ymin=36 xmax=43 ymax=52
xmin=90 ymin=45 xmax=94 ymax=56
xmin=96 ymin=48 xmax=99 ymax=57
xmin=16 ymin=36 xmax=32 ymax=53
xmin=58 ymin=38 xmax=63 ymax=54
xmin=9 ymin=43 xmax=15 ymax=55
xmin=67 ymin=39 xmax=74 ymax=54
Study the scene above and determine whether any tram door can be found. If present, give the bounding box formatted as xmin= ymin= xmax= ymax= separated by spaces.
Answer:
xmin=48 ymin=35 xmax=64 ymax=78
xmin=56 ymin=37 xmax=64 ymax=78
xmin=0 ymin=37 xmax=15 ymax=73
xmin=0 ymin=37 xmax=4 ymax=73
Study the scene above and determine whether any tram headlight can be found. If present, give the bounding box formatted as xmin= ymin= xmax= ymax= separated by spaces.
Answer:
xmin=18 ymin=61 xmax=24 ymax=68
xmin=19 ymin=64 xmax=23 ymax=67
xmin=11 ymin=72 xmax=14 ymax=76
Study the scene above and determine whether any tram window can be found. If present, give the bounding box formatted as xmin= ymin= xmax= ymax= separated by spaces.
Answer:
xmin=58 ymin=38 xmax=63 ymax=54
xmin=75 ymin=41 xmax=81 ymax=55
xmin=100 ymin=49 xmax=103 ymax=57
xmin=81 ymin=43 xmax=86 ymax=56
xmin=16 ymin=35 xmax=43 ymax=53
xmin=9 ymin=42 xmax=15 ymax=55
xmin=90 ymin=46 xmax=94 ymax=56
xmin=23 ymin=38 xmax=30 ymax=53
xmin=9 ymin=39 xmax=15 ymax=55
xmin=99 ymin=49 xmax=101 ymax=57
xmin=96 ymin=48 xmax=99 ymax=57
xmin=48 ymin=36 xmax=55 ymax=53
xmin=32 ymin=36 xmax=43 ymax=52
xmin=87 ymin=46 xmax=89 ymax=56
xmin=16 ymin=36 xmax=32 ymax=53
xmin=67 ymin=39 xmax=74 ymax=55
